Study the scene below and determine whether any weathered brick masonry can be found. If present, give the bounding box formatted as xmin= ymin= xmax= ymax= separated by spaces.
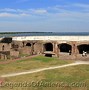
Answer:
xmin=0 ymin=36 xmax=89 ymax=60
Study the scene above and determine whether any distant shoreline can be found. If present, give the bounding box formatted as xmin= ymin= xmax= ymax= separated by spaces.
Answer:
xmin=0 ymin=32 xmax=89 ymax=34
xmin=0 ymin=32 xmax=89 ymax=37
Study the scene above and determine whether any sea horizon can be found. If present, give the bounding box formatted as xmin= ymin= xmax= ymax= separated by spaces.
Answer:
xmin=0 ymin=32 xmax=89 ymax=37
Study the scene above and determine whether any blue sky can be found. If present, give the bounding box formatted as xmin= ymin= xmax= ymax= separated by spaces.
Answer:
xmin=0 ymin=0 xmax=89 ymax=32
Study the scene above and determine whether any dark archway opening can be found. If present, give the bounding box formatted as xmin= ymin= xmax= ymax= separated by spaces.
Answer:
xmin=0 ymin=37 xmax=12 ymax=43
xmin=44 ymin=43 xmax=53 ymax=51
xmin=77 ymin=44 xmax=89 ymax=54
xmin=26 ymin=43 xmax=31 ymax=47
xmin=45 ymin=54 xmax=52 ymax=57
xmin=2 ymin=45 xmax=5 ymax=51
xmin=59 ymin=43 xmax=72 ymax=53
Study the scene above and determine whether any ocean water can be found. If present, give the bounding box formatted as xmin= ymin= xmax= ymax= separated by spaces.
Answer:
xmin=0 ymin=32 xmax=89 ymax=37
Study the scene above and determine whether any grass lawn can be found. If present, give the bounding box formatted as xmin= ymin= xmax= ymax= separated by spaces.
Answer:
xmin=0 ymin=55 xmax=89 ymax=90
xmin=0 ymin=55 xmax=73 ymax=75
xmin=0 ymin=65 xmax=89 ymax=90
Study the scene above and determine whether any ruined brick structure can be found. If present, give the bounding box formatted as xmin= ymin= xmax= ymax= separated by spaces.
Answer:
xmin=0 ymin=36 xmax=89 ymax=60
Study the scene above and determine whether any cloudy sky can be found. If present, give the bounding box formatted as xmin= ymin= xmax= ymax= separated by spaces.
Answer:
xmin=0 ymin=0 xmax=89 ymax=32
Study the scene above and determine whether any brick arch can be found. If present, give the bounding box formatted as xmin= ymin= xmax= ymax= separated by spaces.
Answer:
xmin=44 ymin=42 xmax=53 ymax=51
xmin=58 ymin=43 xmax=72 ymax=53
xmin=26 ymin=43 xmax=31 ymax=47
xmin=77 ymin=44 xmax=89 ymax=54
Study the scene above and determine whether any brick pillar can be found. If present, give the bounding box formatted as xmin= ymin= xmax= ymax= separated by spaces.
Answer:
xmin=53 ymin=43 xmax=55 ymax=53
xmin=42 ymin=44 xmax=45 ymax=53
xmin=39 ymin=43 xmax=43 ymax=54
xmin=71 ymin=43 xmax=78 ymax=59
xmin=71 ymin=44 xmax=75 ymax=55
xmin=53 ymin=43 xmax=58 ymax=57
xmin=56 ymin=44 xmax=60 ymax=57
xmin=31 ymin=43 xmax=34 ymax=55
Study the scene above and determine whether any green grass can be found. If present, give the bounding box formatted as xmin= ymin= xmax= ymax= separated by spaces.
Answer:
xmin=1 ymin=55 xmax=88 ymax=90
xmin=0 ymin=55 xmax=73 ymax=75
xmin=0 ymin=65 xmax=89 ymax=90
xmin=31 ymin=55 xmax=56 ymax=62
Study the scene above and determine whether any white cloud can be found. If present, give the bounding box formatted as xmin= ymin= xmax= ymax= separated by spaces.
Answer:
xmin=74 ymin=3 xmax=89 ymax=9
xmin=0 ymin=3 xmax=89 ymax=32
xmin=30 ymin=9 xmax=47 ymax=14
xmin=0 ymin=12 xmax=30 ymax=17
xmin=48 ymin=3 xmax=89 ymax=13
xmin=0 ymin=8 xmax=47 ymax=17
xmin=0 ymin=4 xmax=89 ymax=20
xmin=72 ymin=3 xmax=89 ymax=12
xmin=0 ymin=8 xmax=17 ymax=12
xmin=20 ymin=13 xmax=30 ymax=16
xmin=0 ymin=13 xmax=18 ymax=17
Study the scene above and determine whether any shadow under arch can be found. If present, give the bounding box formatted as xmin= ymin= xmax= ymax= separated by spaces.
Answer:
xmin=44 ymin=43 xmax=53 ymax=51
xmin=77 ymin=44 xmax=89 ymax=54
xmin=26 ymin=43 xmax=31 ymax=47
xmin=58 ymin=43 xmax=72 ymax=53
xmin=43 ymin=43 xmax=53 ymax=57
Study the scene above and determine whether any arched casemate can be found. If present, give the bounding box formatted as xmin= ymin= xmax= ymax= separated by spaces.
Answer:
xmin=26 ymin=43 xmax=31 ymax=47
xmin=44 ymin=43 xmax=53 ymax=51
xmin=77 ymin=44 xmax=89 ymax=54
xmin=58 ymin=43 xmax=72 ymax=54
xmin=43 ymin=43 xmax=54 ymax=57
